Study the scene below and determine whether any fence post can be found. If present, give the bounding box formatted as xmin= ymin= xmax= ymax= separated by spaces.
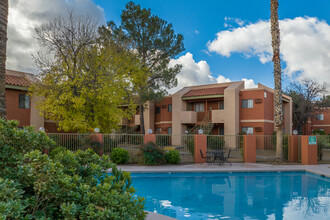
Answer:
xmin=301 ymin=136 xmax=318 ymax=165
xmin=194 ymin=134 xmax=207 ymax=163
xmin=244 ymin=135 xmax=256 ymax=163
xmin=288 ymin=135 xmax=298 ymax=162
xmin=144 ymin=134 xmax=156 ymax=144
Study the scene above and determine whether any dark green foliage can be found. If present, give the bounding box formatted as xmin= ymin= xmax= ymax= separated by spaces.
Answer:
xmin=0 ymin=119 xmax=56 ymax=180
xmin=140 ymin=142 xmax=166 ymax=165
xmin=110 ymin=148 xmax=130 ymax=164
xmin=313 ymin=129 xmax=326 ymax=135
xmin=0 ymin=119 xmax=146 ymax=219
xmin=317 ymin=136 xmax=330 ymax=160
xmin=207 ymin=136 xmax=225 ymax=150
xmin=49 ymin=146 xmax=67 ymax=158
xmin=165 ymin=150 xmax=180 ymax=164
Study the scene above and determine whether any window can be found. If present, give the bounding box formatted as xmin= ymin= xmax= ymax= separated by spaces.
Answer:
xmin=219 ymin=100 xmax=224 ymax=110
xmin=19 ymin=94 xmax=30 ymax=109
xmin=156 ymin=127 xmax=161 ymax=134
xmin=316 ymin=114 xmax=324 ymax=120
xmin=168 ymin=104 xmax=172 ymax=112
xmin=194 ymin=103 xmax=205 ymax=112
xmin=241 ymin=127 xmax=253 ymax=135
xmin=167 ymin=127 xmax=172 ymax=134
xmin=187 ymin=103 xmax=193 ymax=111
xmin=156 ymin=107 xmax=161 ymax=114
xmin=242 ymin=99 xmax=253 ymax=108
xmin=219 ymin=127 xmax=224 ymax=135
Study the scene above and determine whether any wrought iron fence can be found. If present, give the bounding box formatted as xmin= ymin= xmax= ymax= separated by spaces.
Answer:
xmin=255 ymin=135 xmax=289 ymax=162
xmin=48 ymin=133 xmax=91 ymax=152
xmin=317 ymin=135 xmax=330 ymax=161
xmin=206 ymin=135 xmax=244 ymax=162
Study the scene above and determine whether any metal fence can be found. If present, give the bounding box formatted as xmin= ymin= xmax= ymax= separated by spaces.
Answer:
xmin=206 ymin=135 xmax=244 ymax=162
xmin=317 ymin=135 xmax=330 ymax=161
xmin=255 ymin=135 xmax=290 ymax=162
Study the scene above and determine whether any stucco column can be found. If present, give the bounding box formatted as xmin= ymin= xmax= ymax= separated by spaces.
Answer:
xmin=144 ymin=134 xmax=156 ymax=144
xmin=244 ymin=135 xmax=256 ymax=163
xmin=288 ymin=135 xmax=298 ymax=162
xmin=301 ymin=136 xmax=318 ymax=165
xmin=194 ymin=134 xmax=207 ymax=163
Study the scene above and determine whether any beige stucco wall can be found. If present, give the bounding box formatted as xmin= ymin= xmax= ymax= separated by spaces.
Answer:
xmin=224 ymin=81 xmax=244 ymax=135
xmin=143 ymin=101 xmax=155 ymax=134
xmin=30 ymin=96 xmax=44 ymax=131
xmin=284 ymin=100 xmax=292 ymax=134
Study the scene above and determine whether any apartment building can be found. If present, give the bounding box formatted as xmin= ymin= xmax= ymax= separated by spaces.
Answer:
xmin=5 ymin=69 xmax=44 ymax=130
xmin=304 ymin=108 xmax=330 ymax=134
xmin=126 ymin=81 xmax=293 ymax=138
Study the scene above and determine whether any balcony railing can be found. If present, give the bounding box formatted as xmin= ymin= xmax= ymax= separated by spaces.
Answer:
xmin=211 ymin=109 xmax=225 ymax=123
xmin=181 ymin=111 xmax=197 ymax=124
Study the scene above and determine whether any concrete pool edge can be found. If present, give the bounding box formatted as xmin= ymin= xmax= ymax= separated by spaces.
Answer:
xmin=114 ymin=163 xmax=330 ymax=178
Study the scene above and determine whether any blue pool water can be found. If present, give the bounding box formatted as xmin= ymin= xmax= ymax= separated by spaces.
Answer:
xmin=131 ymin=172 xmax=330 ymax=220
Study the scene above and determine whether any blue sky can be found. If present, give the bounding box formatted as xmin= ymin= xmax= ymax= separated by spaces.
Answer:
xmin=93 ymin=0 xmax=330 ymax=90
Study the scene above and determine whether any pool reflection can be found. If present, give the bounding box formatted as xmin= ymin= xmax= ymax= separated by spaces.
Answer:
xmin=131 ymin=172 xmax=330 ymax=220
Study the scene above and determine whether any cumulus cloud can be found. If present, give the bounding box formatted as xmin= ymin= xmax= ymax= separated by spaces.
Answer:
xmin=208 ymin=17 xmax=330 ymax=88
xmin=7 ymin=0 xmax=105 ymax=72
xmin=168 ymin=52 xmax=256 ymax=93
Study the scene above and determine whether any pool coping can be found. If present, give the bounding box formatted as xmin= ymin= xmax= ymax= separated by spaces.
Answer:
xmin=114 ymin=163 xmax=330 ymax=178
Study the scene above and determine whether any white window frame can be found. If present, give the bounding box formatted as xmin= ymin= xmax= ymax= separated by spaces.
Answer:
xmin=242 ymin=127 xmax=254 ymax=135
xmin=316 ymin=114 xmax=324 ymax=120
xmin=242 ymin=99 xmax=253 ymax=109
xmin=194 ymin=103 xmax=205 ymax=112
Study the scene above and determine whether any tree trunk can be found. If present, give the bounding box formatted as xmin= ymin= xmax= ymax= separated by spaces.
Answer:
xmin=0 ymin=0 xmax=8 ymax=118
xmin=139 ymin=103 xmax=145 ymax=134
xmin=271 ymin=0 xmax=283 ymax=161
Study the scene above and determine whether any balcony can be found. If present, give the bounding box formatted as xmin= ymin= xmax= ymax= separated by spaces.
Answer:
xmin=134 ymin=115 xmax=140 ymax=126
xmin=181 ymin=111 xmax=197 ymax=124
xmin=212 ymin=109 xmax=225 ymax=123
xmin=119 ymin=118 xmax=128 ymax=125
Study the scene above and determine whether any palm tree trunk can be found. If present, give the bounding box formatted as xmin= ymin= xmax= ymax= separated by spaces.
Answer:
xmin=0 ymin=0 xmax=8 ymax=118
xmin=270 ymin=0 xmax=283 ymax=161
xmin=139 ymin=103 xmax=145 ymax=134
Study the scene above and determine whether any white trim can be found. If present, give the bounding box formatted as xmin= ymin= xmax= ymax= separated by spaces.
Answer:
xmin=312 ymin=125 xmax=330 ymax=127
xmin=241 ymin=120 xmax=274 ymax=123
xmin=155 ymin=121 xmax=172 ymax=125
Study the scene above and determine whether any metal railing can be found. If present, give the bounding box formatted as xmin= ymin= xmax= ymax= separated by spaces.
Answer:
xmin=48 ymin=133 xmax=91 ymax=152
xmin=206 ymin=135 xmax=244 ymax=162
xmin=317 ymin=135 xmax=330 ymax=161
xmin=255 ymin=135 xmax=289 ymax=162
xmin=103 ymin=134 xmax=144 ymax=155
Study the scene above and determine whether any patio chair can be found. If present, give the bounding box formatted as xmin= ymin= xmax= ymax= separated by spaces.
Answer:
xmin=222 ymin=149 xmax=232 ymax=166
xmin=200 ymin=149 xmax=212 ymax=165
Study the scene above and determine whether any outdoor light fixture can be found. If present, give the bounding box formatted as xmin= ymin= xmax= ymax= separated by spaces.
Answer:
xmin=293 ymin=130 xmax=298 ymax=135
xmin=94 ymin=128 xmax=100 ymax=133
xmin=39 ymin=127 xmax=45 ymax=132
xmin=198 ymin=129 xmax=204 ymax=135
xmin=148 ymin=129 xmax=153 ymax=134
xmin=185 ymin=130 xmax=188 ymax=134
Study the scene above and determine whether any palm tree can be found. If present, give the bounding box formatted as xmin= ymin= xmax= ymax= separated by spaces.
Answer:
xmin=0 ymin=0 xmax=8 ymax=117
xmin=270 ymin=0 xmax=283 ymax=161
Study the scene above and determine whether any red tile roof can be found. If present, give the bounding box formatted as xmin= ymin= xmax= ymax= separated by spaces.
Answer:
xmin=183 ymin=87 xmax=226 ymax=98
xmin=5 ymin=75 xmax=31 ymax=87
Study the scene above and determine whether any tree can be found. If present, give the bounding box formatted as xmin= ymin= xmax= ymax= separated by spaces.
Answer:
xmin=270 ymin=0 xmax=283 ymax=161
xmin=0 ymin=0 xmax=8 ymax=117
xmin=285 ymin=79 xmax=327 ymax=134
xmin=31 ymin=12 xmax=139 ymax=133
xmin=100 ymin=2 xmax=184 ymax=134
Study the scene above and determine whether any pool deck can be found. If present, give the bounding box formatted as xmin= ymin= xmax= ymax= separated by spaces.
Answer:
xmin=116 ymin=163 xmax=330 ymax=178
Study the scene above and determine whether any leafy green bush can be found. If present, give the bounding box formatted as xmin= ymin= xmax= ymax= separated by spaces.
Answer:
xmin=313 ymin=129 xmax=326 ymax=135
xmin=49 ymin=146 xmax=67 ymax=158
xmin=110 ymin=148 xmax=130 ymax=164
xmin=165 ymin=150 xmax=180 ymax=164
xmin=0 ymin=119 xmax=146 ymax=219
xmin=140 ymin=142 xmax=166 ymax=165
xmin=0 ymin=119 xmax=56 ymax=180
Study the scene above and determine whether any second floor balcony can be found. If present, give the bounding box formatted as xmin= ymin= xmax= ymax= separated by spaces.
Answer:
xmin=181 ymin=111 xmax=197 ymax=124
xmin=211 ymin=109 xmax=225 ymax=123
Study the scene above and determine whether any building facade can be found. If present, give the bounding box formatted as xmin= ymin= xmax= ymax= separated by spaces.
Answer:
xmin=303 ymin=108 xmax=330 ymax=134
xmin=124 ymin=81 xmax=293 ymax=137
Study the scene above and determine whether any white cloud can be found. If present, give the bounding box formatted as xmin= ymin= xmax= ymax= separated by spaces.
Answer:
xmin=208 ymin=17 xmax=330 ymax=88
xmin=242 ymin=78 xmax=257 ymax=88
xmin=7 ymin=0 xmax=105 ymax=72
xmin=168 ymin=52 xmax=256 ymax=93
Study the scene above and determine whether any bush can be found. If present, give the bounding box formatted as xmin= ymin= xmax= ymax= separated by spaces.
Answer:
xmin=0 ymin=119 xmax=146 ymax=219
xmin=49 ymin=146 xmax=67 ymax=158
xmin=110 ymin=148 xmax=130 ymax=164
xmin=165 ymin=150 xmax=180 ymax=164
xmin=140 ymin=142 xmax=166 ymax=165
xmin=313 ymin=129 xmax=326 ymax=135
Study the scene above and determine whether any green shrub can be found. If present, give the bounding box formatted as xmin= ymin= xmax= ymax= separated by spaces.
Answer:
xmin=49 ymin=146 xmax=67 ymax=158
xmin=0 ymin=119 xmax=146 ymax=219
xmin=110 ymin=148 xmax=130 ymax=164
xmin=140 ymin=142 xmax=166 ymax=165
xmin=313 ymin=129 xmax=326 ymax=135
xmin=165 ymin=150 xmax=180 ymax=164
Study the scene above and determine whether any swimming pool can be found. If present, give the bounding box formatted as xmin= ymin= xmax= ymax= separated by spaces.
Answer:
xmin=131 ymin=172 xmax=330 ymax=219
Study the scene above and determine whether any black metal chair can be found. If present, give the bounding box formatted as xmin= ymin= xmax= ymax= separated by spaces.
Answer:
xmin=200 ymin=149 xmax=212 ymax=165
xmin=222 ymin=149 xmax=232 ymax=166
